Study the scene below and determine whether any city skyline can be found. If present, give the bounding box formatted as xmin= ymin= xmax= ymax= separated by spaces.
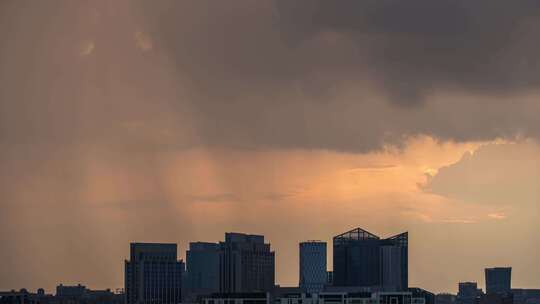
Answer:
xmin=1 ymin=0 xmax=539 ymax=298
xmin=0 ymin=228 xmax=527 ymax=294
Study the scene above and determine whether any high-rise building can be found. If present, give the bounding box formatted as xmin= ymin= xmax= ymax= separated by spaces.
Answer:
xmin=186 ymin=242 xmax=220 ymax=296
xmin=299 ymin=241 xmax=327 ymax=293
xmin=457 ymin=282 xmax=482 ymax=304
xmin=219 ymin=233 xmax=275 ymax=293
xmin=125 ymin=243 xmax=184 ymax=304
xmin=332 ymin=227 xmax=408 ymax=291
xmin=485 ymin=267 xmax=512 ymax=295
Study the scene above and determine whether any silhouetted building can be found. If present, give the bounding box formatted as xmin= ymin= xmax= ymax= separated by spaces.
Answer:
xmin=0 ymin=289 xmax=40 ymax=304
xmin=457 ymin=282 xmax=482 ymax=304
xmin=477 ymin=293 xmax=513 ymax=304
xmin=435 ymin=293 xmax=456 ymax=304
xmin=125 ymin=243 xmax=184 ymax=304
xmin=1 ymin=287 xmax=123 ymax=304
xmin=299 ymin=241 xmax=327 ymax=293
xmin=56 ymin=284 xmax=86 ymax=298
xmin=186 ymin=242 xmax=221 ymax=297
xmin=485 ymin=267 xmax=512 ymax=295
xmin=409 ymin=288 xmax=435 ymax=304
xmin=219 ymin=233 xmax=275 ymax=293
xmin=202 ymin=293 xmax=269 ymax=304
xmin=315 ymin=291 xmax=427 ymax=304
xmin=512 ymin=289 xmax=540 ymax=304
xmin=333 ymin=228 xmax=408 ymax=291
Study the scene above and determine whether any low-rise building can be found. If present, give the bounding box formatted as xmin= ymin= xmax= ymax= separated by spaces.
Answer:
xmin=202 ymin=292 xmax=270 ymax=304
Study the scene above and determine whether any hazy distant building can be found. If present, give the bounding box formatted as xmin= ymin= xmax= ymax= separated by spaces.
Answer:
xmin=457 ymin=282 xmax=481 ymax=304
xmin=299 ymin=241 xmax=327 ymax=293
xmin=186 ymin=242 xmax=220 ymax=296
xmin=219 ymin=233 xmax=275 ymax=293
xmin=485 ymin=267 xmax=512 ymax=295
xmin=333 ymin=227 xmax=408 ymax=291
xmin=125 ymin=243 xmax=184 ymax=304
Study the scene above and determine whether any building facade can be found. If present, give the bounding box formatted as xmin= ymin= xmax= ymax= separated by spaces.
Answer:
xmin=219 ymin=233 xmax=275 ymax=293
xmin=332 ymin=228 xmax=408 ymax=291
xmin=299 ymin=241 xmax=327 ymax=293
xmin=477 ymin=293 xmax=513 ymax=304
xmin=456 ymin=282 xmax=481 ymax=304
xmin=125 ymin=243 xmax=184 ymax=304
xmin=485 ymin=267 xmax=511 ymax=295
xmin=276 ymin=291 xmax=426 ymax=304
xmin=186 ymin=242 xmax=221 ymax=296
xmin=202 ymin=293 xmax=269 ymax=304
xmin=512 ymin=289 xmax=540 ymax=304
xmin=434 ymin=293 xmax=456 ymax=304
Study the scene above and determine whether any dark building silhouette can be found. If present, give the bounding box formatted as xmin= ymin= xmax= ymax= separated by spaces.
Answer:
xmin=409 ymin=287 xmax=435 ymax=304
xmin=299 ymin=241 xmax=327 ymax=293
xmin=125 ymin=243 xmax=184 ymax=304
xmin=56 ymin=284 xmax=86 ymax=298
xmin=185 ymin=242 xmax=221 ymax=299
xmin=512 ymin=289 xmax=540 ymax=304
xmin=332 ymin=227 xmax=408 ymax=291
xmin=435 ymin=293 xmax=457 ymax=304
xmin=457 ymin=282 xmax=482 ymax=304
xmin=477 ymin=293 xmax=513 ymax=304
xmin=219 ymin=233 xmax=275 ymax=293
xmin=1 ymin=287 xmax=123 ymax=304
xmin=485 ymin=267 xmax=512 ymax=295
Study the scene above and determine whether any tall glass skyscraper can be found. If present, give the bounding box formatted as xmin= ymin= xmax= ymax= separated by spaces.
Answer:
xmin=485 ymin=267 xmax=512 ymax=295
xmin=332 ymin=227 xmax=408 ymax=291
xmin=186 ymin=242 xmax=220 ymax=295
xmin=219 ymin=233 xmax=275 ymax=293
xmin=125 ymin=243 xmax=184 ymax=304
xmin=299 ymin=241 xmax=327 ymax=293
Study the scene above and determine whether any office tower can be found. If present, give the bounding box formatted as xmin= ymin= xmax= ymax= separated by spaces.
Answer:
xmin=186 ymin=242 xmax=220 ymax=295
xmin=219 ymin=232 xmax=275 ymax=293
xmin=485 ymin=267 xmax=512 ymax=295
xmin=457 ymin=282 xmax=481 ymax=304
xmin=299 ymin=241 xmax=327 ymax=293
xmin=332 ymin=227 xmax=408 ymax=291
xmin=380 ymin=233 xmax=408 ymax=291
xmin=125 ymin=243 xmax=184 ymax=304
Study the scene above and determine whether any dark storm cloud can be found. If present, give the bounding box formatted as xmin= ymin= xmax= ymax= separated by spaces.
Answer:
xmin=134 ymin=0 xmax=540 ymax=151
xmin=0 ymin=0 xmax=539 ymax=153
xmin=139 ymin=0 xmax=540 ymax=101
xmin=275 ymin=0 xmax=540 ymax=102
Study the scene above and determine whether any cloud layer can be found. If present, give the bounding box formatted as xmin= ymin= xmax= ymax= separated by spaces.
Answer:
xmin=1 ymin=0 xmax=539 ymax=153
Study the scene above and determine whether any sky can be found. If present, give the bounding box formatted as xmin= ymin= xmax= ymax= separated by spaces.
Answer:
xmin=0 ymin=0 xmax=539 ymax=294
